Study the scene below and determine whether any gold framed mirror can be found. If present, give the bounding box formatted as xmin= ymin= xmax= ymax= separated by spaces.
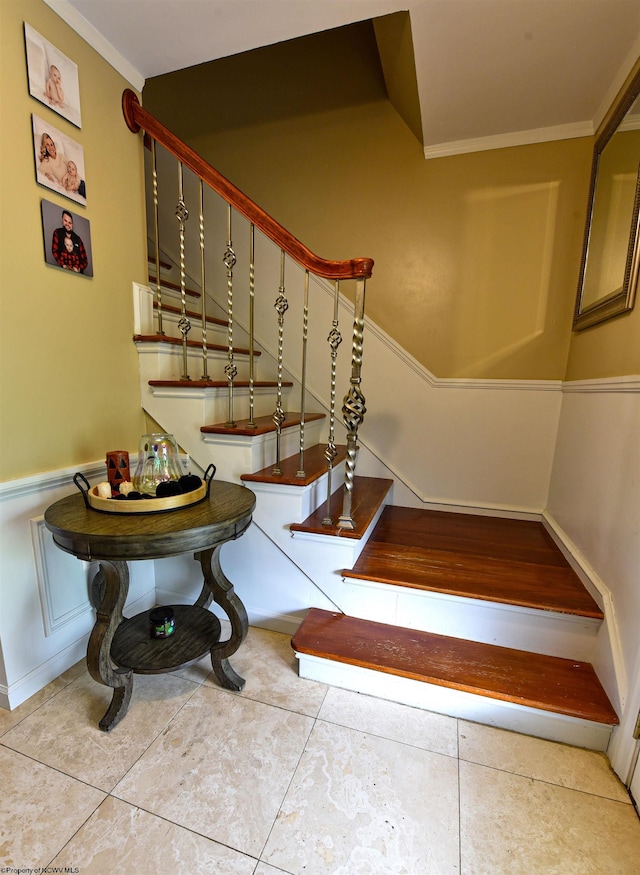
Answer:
xmin=573 ymin=66 xmax=640 ymax=330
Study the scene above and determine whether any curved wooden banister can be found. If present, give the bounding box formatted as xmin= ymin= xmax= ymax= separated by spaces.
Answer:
xmin=122 ymin=89 xmax=373 ymax=281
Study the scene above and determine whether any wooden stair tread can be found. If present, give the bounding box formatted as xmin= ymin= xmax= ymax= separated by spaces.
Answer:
xmin=201 ymin=411 xmax=321 ymax=437
xmin=362 ymin=506 xmax=569 ymax=565
xmin=150 ymin=379 xmax=291 ymax=390
xmin=134 ymin=334 xmax=257 ymax=356
xmin=153 ymin=301 xmax=226 ymax=328
xmin=148 ymin=255 xmax=172 ymax=271
xmin=290 ymin=476 xmax=393 ymax=539
xmin=345 ymin=546 xmax=603 ymax=618
xmin=293 ymin=609 xmax=619 ymax=725
xmin=344 ymin=506 xmax=603 ymax=619
xmin=242 ymin=443 xmax=347 ymax=486
xmin=148 ymin=275 xmax=199 ymax=298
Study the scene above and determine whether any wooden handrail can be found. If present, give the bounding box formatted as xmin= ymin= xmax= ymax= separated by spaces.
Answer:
xmin=122 ymin=89 xmax=374 ymax=281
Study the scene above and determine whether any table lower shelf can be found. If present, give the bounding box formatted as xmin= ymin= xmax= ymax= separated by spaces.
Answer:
xmin=111 ymin=604 xmax=222 ymax=674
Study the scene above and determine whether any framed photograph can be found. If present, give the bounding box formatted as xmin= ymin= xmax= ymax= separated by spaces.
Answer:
xmin=24 ymin=23 xmax=81 ymax=128
xmin=32 ymin=115 xmax=86 ymax=206
xmin=41 ymin=199 xmax=93 ymax=277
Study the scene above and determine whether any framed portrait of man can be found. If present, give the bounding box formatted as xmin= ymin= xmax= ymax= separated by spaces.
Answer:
xmin=41 ymin=199 xmax=93 ymax=277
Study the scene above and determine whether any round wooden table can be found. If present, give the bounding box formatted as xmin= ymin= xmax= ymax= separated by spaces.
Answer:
xmin=45 ymin=479 xmax=256 ymax=731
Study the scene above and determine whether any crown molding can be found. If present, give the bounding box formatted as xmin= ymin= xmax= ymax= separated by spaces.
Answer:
xmin=423 ymin=121 xmax=594 ymax=160
xmin=43 ymin=0 xmax=145 ymax=91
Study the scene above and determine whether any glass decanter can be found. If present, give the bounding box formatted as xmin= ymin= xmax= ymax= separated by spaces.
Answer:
xmin=132 ymin=433 xmax=182 ymax=494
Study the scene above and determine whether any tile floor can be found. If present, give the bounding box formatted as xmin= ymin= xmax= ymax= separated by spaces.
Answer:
xmin=2 ymin=624 xmax=639 ymax=874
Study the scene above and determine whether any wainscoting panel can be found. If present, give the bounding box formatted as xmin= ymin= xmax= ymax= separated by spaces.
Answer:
xmin=30 ymin=516 xmax=94 ymax=637
xmin=0 ymin=462 xmax=156 ymax=710
xmin=547 ymin=376 xmax=639 ymax=782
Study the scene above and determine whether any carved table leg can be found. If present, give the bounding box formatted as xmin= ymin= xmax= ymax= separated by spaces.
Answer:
xmin=195 ymin=545 xmax=248 ymax=691
xmin=87 ymin=560 xmax=133 ymax=731
xmin=89 ymin=566 xmax=105 ymax=610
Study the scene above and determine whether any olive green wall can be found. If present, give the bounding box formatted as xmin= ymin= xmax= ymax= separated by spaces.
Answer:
xmin=143 ymin=21 xmax=633 ymax=382
xmin=373 ymin=12 xmax=423 ymax=145
xmin=0 ymin=0 xmax=148 ymax=481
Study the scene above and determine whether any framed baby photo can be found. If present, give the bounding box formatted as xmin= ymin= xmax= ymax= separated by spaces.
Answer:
xmin=41 ymin=199 xmax=94 ymax=278
xmin=32 ymin=114 xmax=86 ymax=206
xmin=24 ymin=23 xmax=81 ymax=128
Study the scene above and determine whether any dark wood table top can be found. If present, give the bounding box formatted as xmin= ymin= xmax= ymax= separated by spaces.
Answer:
xmin=44 ymin=479 xmax=256 ymax=562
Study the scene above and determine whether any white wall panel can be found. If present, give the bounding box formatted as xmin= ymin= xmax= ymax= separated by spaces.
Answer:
xmin=546 ymin=378 xmax=640 ymax=778
xmin=0 ymin=463 xmax=156 ymax=709
xmin=30 ymin=516 xmax=95 ymax=637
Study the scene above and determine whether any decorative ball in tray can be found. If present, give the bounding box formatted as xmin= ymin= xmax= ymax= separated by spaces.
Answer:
xmin=74 ymin=433 xmax=215 ymax=514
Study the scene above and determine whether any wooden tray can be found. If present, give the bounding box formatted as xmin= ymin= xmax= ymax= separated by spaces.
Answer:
xmin=74 ymin=465 xmax=214 ymax=515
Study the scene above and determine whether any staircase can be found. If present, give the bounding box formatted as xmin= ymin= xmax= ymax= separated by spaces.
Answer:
xmin=125 ymin=91 xmax=618 ymax=753
xmin=292 ymin=506 xmax=617 ymax=751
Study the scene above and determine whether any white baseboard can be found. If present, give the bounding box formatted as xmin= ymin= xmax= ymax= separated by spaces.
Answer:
xmin=155 ymin=584 xmax=302 ymax=637
xmin=0 ymin=588 xmax=156 ymax=711
xmin=0 ymin=636 xmax=88 ymax=711
xmin=542 ymin=510 xmax=626 ymax=715
xmin=242 ymin=608 xmax=303 ymax=637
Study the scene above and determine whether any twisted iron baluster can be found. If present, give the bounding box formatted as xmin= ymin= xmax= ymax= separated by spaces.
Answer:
xmin=247 ymin=224 xmax=257 ymax=429
xmin=296 ymin=270 xmax=310 ymax=478
xmin=272 ymin=250 xmax=288 ymax=475
xmin=322 ymin=281 xmax=342 ymax=525
xmin=338 ymin=278 xmax=367 ymax=530
xmin=176 ymin=162 xmax=191 ymax=381
xmin=199 ymin=179 xmax=209 ymax=380
xmin=151 ymin=139 xmax=165 ymax=336
xmin=224 ymin=204 xmax=237 ymax=426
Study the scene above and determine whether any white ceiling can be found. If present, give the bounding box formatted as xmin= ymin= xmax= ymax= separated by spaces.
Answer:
xmin=47 ymin=0 xmax=640 ymax=157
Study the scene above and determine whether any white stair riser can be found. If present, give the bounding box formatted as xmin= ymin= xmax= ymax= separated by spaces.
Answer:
xmin=141 ymin=389 xmax=323 ymax=481
xmin=295 ymin=653 xmax=613 ymax=751
xmin=136 ymin=283 xmax=277 ymax=383
xmin=153 ymin=313 xmax=228 ymax=345
xmin=246 ymin=484 xmax=392 ymax=611
xmin=142 ymin=376 xmax=295 ymax=431
xmin=136 ymin=343 xmax=259 ymax=383
xmin=338 ymin=578 xmax=599 ymax=660
xmin=242 ymin=459 xmax=347 ymax=524
xmin=203 ymin=418 xmax=328 ymax=483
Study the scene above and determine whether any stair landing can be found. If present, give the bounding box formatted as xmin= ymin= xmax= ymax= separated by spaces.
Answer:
xmin=291 ymin=506 xmax=616 ymax=749
xmin=344 ymin=506 xmax=603 ymax=618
